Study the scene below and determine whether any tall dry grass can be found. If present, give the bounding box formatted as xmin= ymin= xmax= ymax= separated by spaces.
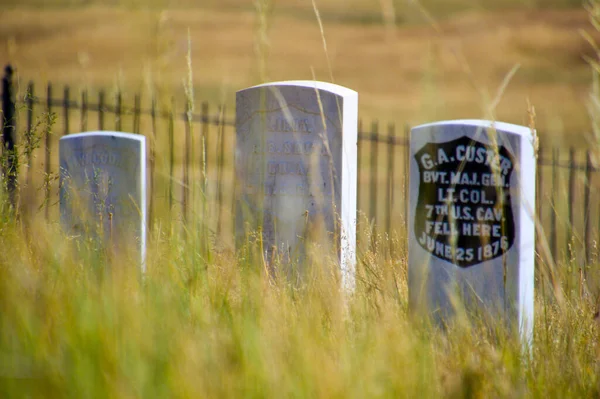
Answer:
xmin=0 ymin=0 xmax=599 ymax=397
xmin=0 ymin=212 xmax=599 ymax=397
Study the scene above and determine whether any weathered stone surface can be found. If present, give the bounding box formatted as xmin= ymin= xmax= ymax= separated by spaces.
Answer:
xmin=59 ymin=131 xmax=147 ymax=268
xmin=236 ymin=81 xmax=357 ymax=289
xmin=409 ymin=120 xmax=535 ymax=342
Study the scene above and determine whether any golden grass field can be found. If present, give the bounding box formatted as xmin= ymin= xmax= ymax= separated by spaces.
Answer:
xmin=0 ymin=1 xmax=597 ymax=148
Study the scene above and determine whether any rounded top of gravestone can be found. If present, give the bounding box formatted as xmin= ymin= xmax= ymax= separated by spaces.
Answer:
xmin=239 ymin=80 xmax=357 ymax=97
xmin=60 ymin=131 xmax=145 ymax=142
xmin=412 ymin=119 xmax=533 ymax=138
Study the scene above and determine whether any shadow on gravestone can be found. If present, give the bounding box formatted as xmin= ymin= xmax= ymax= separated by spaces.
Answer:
xmin=59 ymin=131 xmax=147 ymax=271
xmin=235 ymin=81 xmax=357 ymax=290
xmin=408 ymin=120 xmax=535 ymax=345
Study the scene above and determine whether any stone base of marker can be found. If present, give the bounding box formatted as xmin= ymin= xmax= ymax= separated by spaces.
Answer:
xmin=235 ymin=81 xmax=358 ymax=289
xmin=59 ymin=131 xmax=147 ymax=269
xmin=408 ymin=120 xmax=535 ymax=343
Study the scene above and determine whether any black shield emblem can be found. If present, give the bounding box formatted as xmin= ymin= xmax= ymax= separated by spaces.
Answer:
xmin=414 ymin=136 xmax=516 ymax=268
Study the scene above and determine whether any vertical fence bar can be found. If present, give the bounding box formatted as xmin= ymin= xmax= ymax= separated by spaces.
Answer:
xmin=216 ymin=105 xmax=226 ymax=238
xmin=168 ymin=98 xmax=175 ymax=218
xmin=115 ymin=91 xmax=122 ymax=132
xmin=81 ymin=90 xmax=88 ymax=132
xmin=133 ymin=94 xmax=141 ymax=134
xmin=567 ymin=147 xmax=576 ymax=260
xmin=45 ymin=83 xmax=53 ymax=221
xmin=25 ymin=82 xmax=34 ymax=190
xmin=535 ymin=144 xmax=543 ymax=269
xmin=98 ymin=90 xmax=105 ymax=131
xmin=357 ymin=119 xmax=364 ymax=234
xmin=149 ymin=96 xmax=157 ymax=232
xmin=584 ymin=150 xmax=592 ymax=267
xmin=404 ymin=124 xmax=410 ymax=240
xmin=182 ymin=102 xmax=191 ymax=225
xmin=1 ymin=65 xmax=17 ymax=210
xmin=205 ymin=104 xmax=212 ymax=230
xmin=199 ymin=102 xmax=209 ymax=252
xmin=63 ymin=86 xmax=70 ymax=136
xmin=200 ymin=102 xmax=209 ymax=229
xmin=229 ymin=114 xmax=236 ymax=241
xmin=551 ymin=147 xmax=558 ymax=262
xmin=386 ymin=123 xmax=395 ymax=239
xmin=536 ymin=144 xmax=543 ymax=232
xmin=369 ymin=120 xmax=379 ymax=230
xmin=26 ymin=82 xmax=34 ymax=136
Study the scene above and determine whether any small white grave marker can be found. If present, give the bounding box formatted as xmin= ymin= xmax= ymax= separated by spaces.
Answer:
xmin=235 ymin=81 xmax=358 ymax=289
xmin=409 ymin=120 xmax=535 ymax=342
xmin=59 ymin=131 xmax=147 ymax=268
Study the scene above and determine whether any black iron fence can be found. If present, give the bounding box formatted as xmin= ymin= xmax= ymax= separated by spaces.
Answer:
xmin=0 ymin=65 xmax=598 ymax=267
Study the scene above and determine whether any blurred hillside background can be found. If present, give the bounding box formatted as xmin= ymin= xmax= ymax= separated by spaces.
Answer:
xmin=0 ymin=0 xmax=595 ymax=147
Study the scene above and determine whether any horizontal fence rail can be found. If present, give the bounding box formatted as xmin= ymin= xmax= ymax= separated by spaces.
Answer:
xmin=1 ymin=66 xmax=599 ymax=271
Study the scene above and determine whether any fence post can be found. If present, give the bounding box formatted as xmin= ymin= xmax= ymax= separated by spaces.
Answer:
xmin=168 ymin=98 xmax=175 ymax=219
xmin=567 ymin=147 xmax=575 ymax=261
xmin=369 ymin=120 xmax=379 ymax=232
xmin=216 ymin=105 xmax=226 ymax=238
xmin=1 ymin=65 xmax=17 ymax=210
xmin=115 ymin=91 xmax=122 ymax=132
xmin=98 ymin=90 xmax=105 ymax=130
xmin=199 ymin=101 xmax=209 ymax=254
xmin=80 ymin=90 xmax=88 ymax=132
xmin=200 ymin=102 xmax=209 ymax=228
xmin=551 ymin=147 xmax=558 ymax=262
xmin=25 ymin=82 xmax=34 ymax=192
xmin=536 ymin=143 xmax=543 ymax=273
xmin=63 ymin=86 xmax=70 ymax=136
xmin=386 ymin=123 xmax=395 ymax=240
xmin=536 ymin=143 xmax=543 ymax=231
xmin=133 ymin=94 xmax=140 ymax=134
xmin=149 ymin=96 xmax=157 ymax=232
xmin=45 ymin=83 xmax=53 ymax=221
xmin=404 ymin=124 xmax=410 ymax=243
xmin=183 ymin=101 xmax=191 ymax=226
xmin=357 ymin=119 xmax=364 ymax=232
xmin=584 ymin=150 xmax=592 ymax=267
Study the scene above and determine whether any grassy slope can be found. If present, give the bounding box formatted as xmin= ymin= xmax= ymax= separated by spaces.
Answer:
xmin=0 ymin=3 xmax=596 ymax=147
xmin=0 ymin=217 xmax=598 ymax=397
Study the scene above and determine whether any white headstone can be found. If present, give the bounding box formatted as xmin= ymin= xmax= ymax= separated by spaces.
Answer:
xmin=59 ymin=131 xmax=147 ymax=268
xmin=409 ymin=120 xmax=535 ymax=342
xmin=235 ymin=81 xmax=358 ymax=289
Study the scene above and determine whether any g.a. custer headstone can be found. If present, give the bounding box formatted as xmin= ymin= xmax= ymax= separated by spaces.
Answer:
xmin=409 ymin=120 xmax=535 ymax=342
xmin=235 ymin=81 xmax=357 ymax=289
xmin=59 ymin=131 xmax=147 ymax=269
